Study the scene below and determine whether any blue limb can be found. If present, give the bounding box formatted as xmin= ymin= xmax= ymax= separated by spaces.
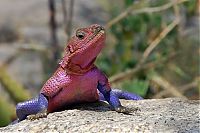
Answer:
xmin=98 ymin=92 xmax=105 ymax=101
xmin=16 ymin=93 xmax=48 ymax=121
xmin=98 ymin=89 xmax=143 ymax=101
xmin=112 ymin=89 xmax=143 ymax=100
xmin=97 ymin=82 xmax=121 ymax=109
xmin=97 ymin=82 xmax=132 ymax=114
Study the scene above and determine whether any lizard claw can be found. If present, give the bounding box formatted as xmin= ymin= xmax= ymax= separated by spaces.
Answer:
xmin=27 ymin=109 xmax=48 ymax=121
xmin=115 ymin=106 xmax=139 ymax=114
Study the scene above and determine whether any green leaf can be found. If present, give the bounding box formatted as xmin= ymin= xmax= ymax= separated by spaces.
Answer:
xmin=125 ymin=0 xmax=133 ymax=7
xmin=0 ymin=96 xmax=15 ymax=126
xmin=169 ymin=64 xmax=189 ymax=79
xmin=122 ymin=79 xmax=149 ymax=97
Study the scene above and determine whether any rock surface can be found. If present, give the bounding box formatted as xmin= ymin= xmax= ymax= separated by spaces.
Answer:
xmin=0 ymin=98 xmax=199 ymax=133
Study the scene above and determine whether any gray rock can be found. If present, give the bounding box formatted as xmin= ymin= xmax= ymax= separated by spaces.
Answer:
xmin=0 ymin=98 xmax=199 ymax=132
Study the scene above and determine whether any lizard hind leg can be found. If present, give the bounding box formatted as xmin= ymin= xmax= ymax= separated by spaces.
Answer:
xmin=98 ymin=92 xmax=106 ymax=101
xmin=112 ymin=89 xmax=143 ymax=100
xmin=16 ymin=93 xmax=48 ymax=121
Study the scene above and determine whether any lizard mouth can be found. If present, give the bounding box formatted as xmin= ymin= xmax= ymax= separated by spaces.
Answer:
xmin=87 ymin=26 xmax=105 ymax=44
xmin=85 ymin=27 xmax=105 ymax=48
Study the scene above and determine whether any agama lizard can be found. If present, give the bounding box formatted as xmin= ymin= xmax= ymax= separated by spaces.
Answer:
xmin=16 ymin=24 xmax=143 ymax=121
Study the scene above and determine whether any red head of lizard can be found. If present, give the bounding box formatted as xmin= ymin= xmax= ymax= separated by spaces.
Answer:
xmin=59 ymin=24 xmax=106 ymax=74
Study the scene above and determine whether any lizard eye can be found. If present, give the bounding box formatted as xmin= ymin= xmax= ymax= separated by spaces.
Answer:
xmin=76 ymin=31 xmax=85 ymax=40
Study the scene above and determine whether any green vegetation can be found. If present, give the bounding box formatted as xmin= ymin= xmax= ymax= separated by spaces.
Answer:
xmin=0 ymin=66 xmax=31 ymax=126
xmin=0 ymin=96 xmax=15 ymax=126
xmin=0 ymin=66 xmax=31 ymax=102
xmin=96 ymin=0 xmax=198 ymax=97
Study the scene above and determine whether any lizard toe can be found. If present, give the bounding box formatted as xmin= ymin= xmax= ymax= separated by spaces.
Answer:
xmin=27 ymin=112 xmax=47 ymax=121
xmin=115 ymin=106 xmax=131 ymax=114
xmin=27 ymin=109 xmax=48 ymax=121
xmin=115 ymin=106 xmax=140 ymax=114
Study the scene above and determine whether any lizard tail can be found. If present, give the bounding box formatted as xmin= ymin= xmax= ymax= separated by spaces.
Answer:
xmin=112 ymin=89 xmax=143 ymax=100
xmin=98 ymin=89 xmax=143 ymax=101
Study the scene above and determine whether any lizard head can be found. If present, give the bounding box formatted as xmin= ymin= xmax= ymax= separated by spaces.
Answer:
xmin=59 ymin=24 xmax=106 ymax=74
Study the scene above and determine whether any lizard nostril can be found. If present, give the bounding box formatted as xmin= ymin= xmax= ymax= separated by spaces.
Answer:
xmin=90 ymin=24 xmax=104 ymax=33
xmin=92 ymin=26 xmax=105 ymax=33
xmin=96 ymin=26 xmax=104 ymax=32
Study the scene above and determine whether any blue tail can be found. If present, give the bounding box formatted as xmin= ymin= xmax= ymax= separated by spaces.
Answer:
xmin=99 ymin=88 xmax=143 ymax=101
xmin=112 ymin=89 xmax=143 ymax=100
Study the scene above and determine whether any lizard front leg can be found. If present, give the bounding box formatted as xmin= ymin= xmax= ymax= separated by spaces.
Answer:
xmin=97 ymin=82 xmax=130 ymax=114
xmin=16 ymin=94 xmax=48 ymax=121
xmin=16 ymin=69 xmax=70 ymax=121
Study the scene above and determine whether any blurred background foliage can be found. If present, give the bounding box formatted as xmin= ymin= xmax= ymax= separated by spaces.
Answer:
xmin=0 ymin=0 xmax=199 ymax=127
xmin=97 ymin=0 xmax=198 ymax=98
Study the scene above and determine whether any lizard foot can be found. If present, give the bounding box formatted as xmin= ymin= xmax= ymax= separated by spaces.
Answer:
xmin=115 ymin=106 xmax=139 ymax=114
xmin=27 ymin=109 xmax=48 ymax=121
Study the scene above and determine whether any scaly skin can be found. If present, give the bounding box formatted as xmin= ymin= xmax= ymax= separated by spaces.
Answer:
xmin=16 ymin=24 xmax=143 ymax=121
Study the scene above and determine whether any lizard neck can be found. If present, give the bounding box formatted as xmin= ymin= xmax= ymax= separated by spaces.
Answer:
xmin=59 ymin=55 xmax=96 ymax=75
xmin=60 ymin=60 xmax=95 ymax=75
xmin=65 ymin=63 xmax=95 ymax=75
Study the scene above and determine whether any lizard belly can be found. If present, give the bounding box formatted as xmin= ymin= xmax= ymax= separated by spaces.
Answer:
xmin=47 ymin=73 xmax=99 ymax=112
